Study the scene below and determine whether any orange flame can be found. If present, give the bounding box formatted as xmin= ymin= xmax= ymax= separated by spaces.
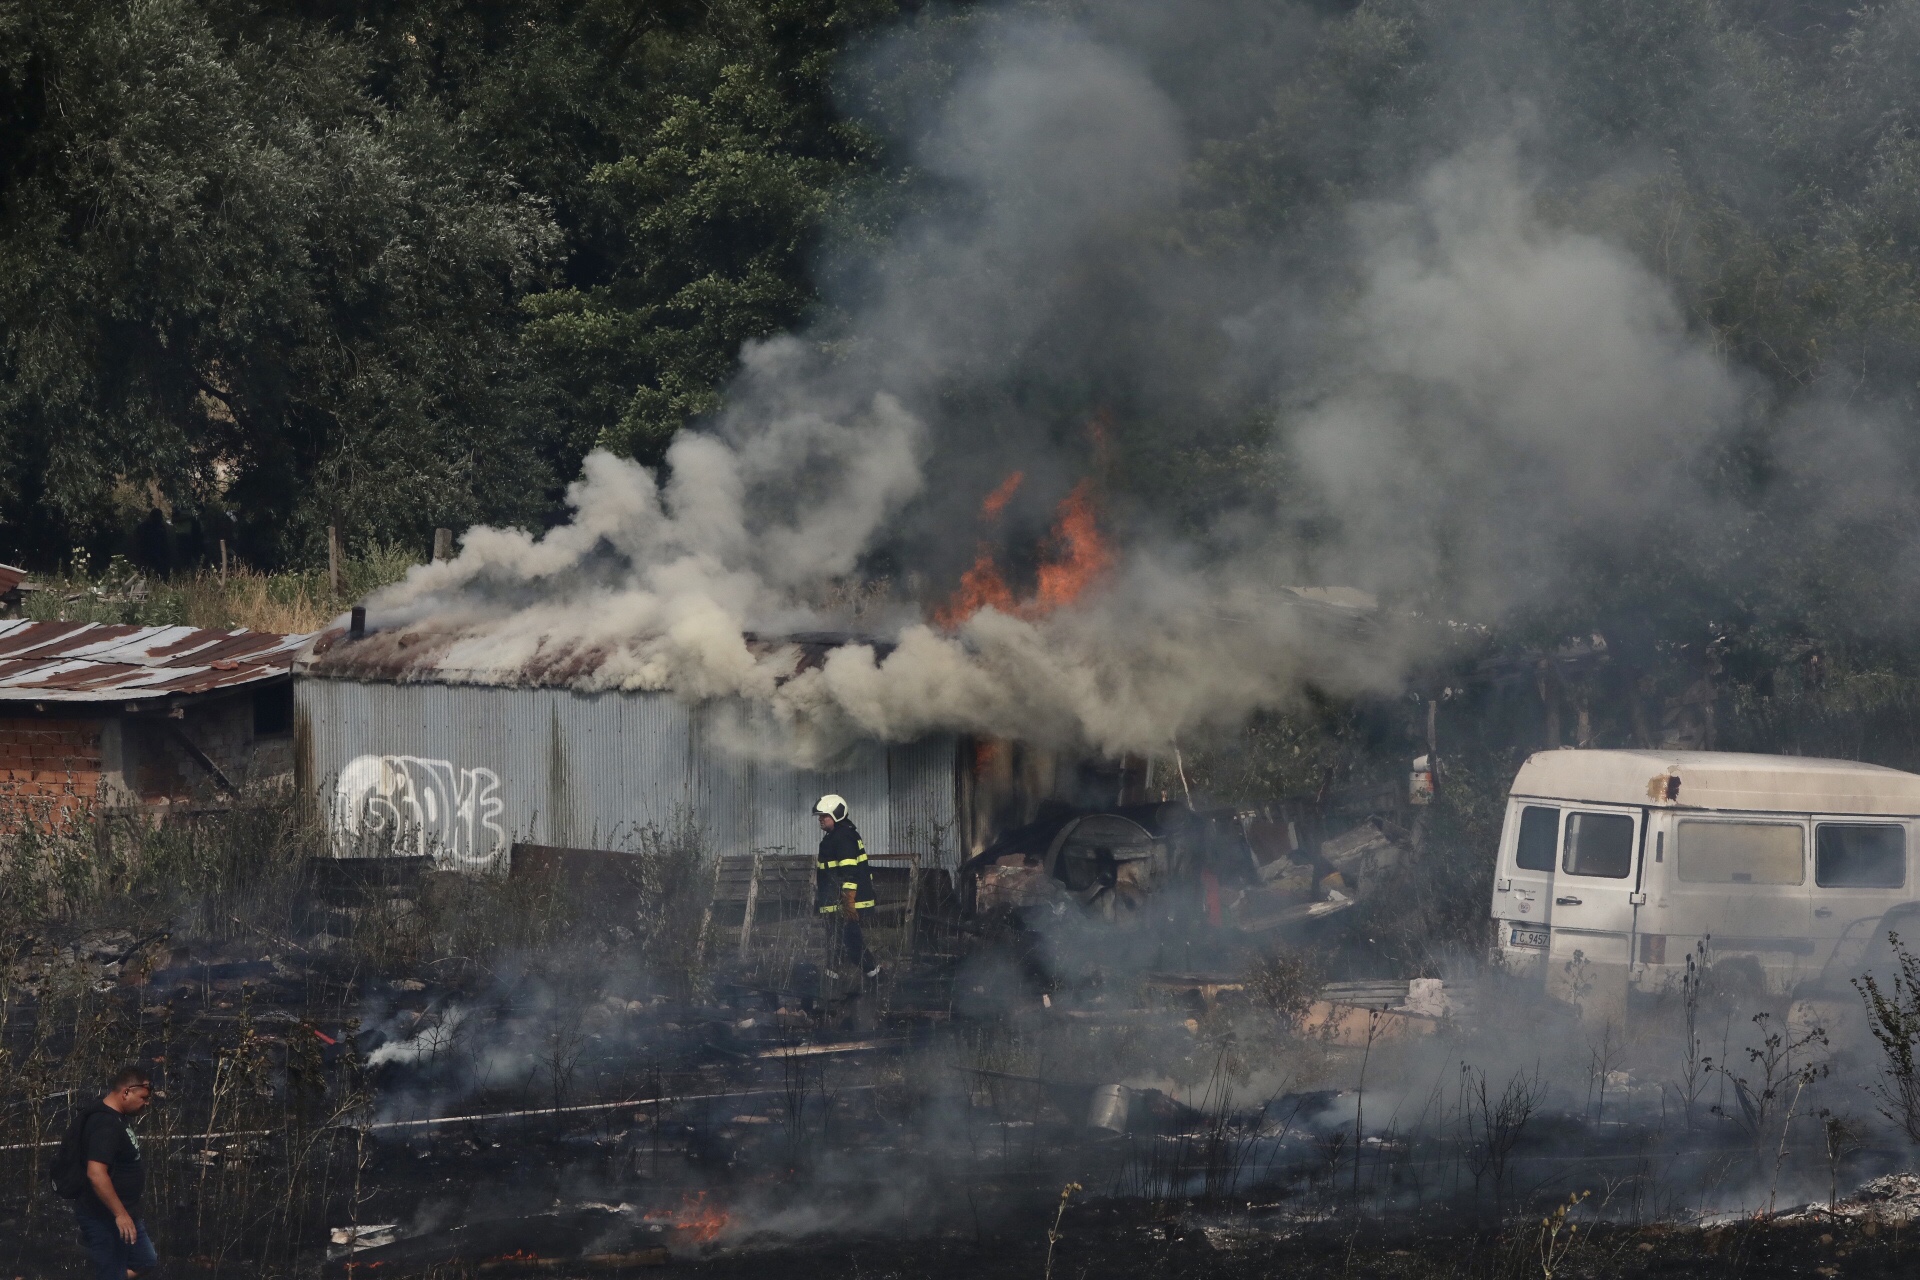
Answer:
xmin=1033 ymin=480 xmax=1113 ymax=612
xmin=644 ymin=1191 xmax=730 ymax=1245
xmin=934 ymin=476 xmax=1112 ymax=629
xmin=981 ymin=470 xmax=1025 ymax=519
xmin=933 ymin=547 xmax=1020 ymax=629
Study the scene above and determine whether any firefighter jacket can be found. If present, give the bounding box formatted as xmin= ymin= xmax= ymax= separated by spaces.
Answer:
xmin=816 ymin=820 xmax=876 ymax=913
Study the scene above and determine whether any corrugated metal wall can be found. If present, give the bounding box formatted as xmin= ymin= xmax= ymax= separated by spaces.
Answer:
xmin=296 ymin=678 xmax=961 ymax=871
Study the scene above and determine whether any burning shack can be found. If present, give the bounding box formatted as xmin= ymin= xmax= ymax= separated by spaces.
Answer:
xmin=0 ymin=621 xmax=310 ymax=833
xmin=292 ymin=626 xmax=1049 ymax=874
xmin=292 ymin=617 xmax=1401 ymax=943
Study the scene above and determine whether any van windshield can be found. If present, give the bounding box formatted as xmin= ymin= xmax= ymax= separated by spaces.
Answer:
xmin=1816 ymin=824 xmax=1906 ymax=888
xmin=1676 ymin=821 xmax=1804 ymax=885
xmin=1562 ymin=812 xmax=1634 ymax=878
xmin=1515 ymin=806 xmax=1558 ymax=872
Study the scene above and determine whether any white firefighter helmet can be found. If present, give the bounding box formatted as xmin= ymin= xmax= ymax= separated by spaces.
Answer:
xmin=813 ymin=794 xmax=848 ymax=822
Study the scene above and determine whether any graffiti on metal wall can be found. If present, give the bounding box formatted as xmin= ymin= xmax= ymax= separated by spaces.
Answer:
xmin=333 ymin=754 xmax=508 ymax=867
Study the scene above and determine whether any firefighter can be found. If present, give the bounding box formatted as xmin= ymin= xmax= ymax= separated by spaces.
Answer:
xmin=814 ymin=794 xmax=880 ymax=979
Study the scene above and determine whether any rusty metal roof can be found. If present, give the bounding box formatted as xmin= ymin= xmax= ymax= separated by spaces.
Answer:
xmin=0 ymin=622 xmax=313 ymax=704
xmin=297 ymin=624 xmax=895 ymax=687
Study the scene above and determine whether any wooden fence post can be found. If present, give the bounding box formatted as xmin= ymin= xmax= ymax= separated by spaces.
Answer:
xmin=692 ymin=855 xmax=725 ymax=980
xmin=433 ymin=528 xmax=453 ymax=563
xmin=737 ymin=851 xmax=765 ymax=959
xmin=901 ymin=852 xmax=920 ymax=962
xmin=327 ymin=525 xmax=342 ymax=597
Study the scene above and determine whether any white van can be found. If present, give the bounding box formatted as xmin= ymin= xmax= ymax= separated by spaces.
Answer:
xmin=1489 ymin=749 xmax=1920 ymax=1000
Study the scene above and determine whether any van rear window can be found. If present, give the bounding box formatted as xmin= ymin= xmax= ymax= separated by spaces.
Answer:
xmin=1676 ymin=821 xmax=1804 ymax=885
xmin=1515 ymin=806 xmax=1558 ymax=872
xmin=1562 ymin=812 xmax=1634 ymax=878
xmin=1816 ymin=824 xmax=1906 ymax=888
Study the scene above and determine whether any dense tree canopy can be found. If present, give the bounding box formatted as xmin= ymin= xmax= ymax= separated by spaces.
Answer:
xmin=7 ymin=0 xmax=1920 ymax=688
xmin=0 ymin=0 xmax=892 ymax=566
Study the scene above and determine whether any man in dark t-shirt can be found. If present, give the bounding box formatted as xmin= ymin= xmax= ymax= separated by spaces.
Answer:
xmin=72 ymin=1065 xmax=157 ymax=1280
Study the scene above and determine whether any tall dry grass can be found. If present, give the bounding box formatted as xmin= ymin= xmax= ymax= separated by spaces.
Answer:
xmin=18 ymin=542 xmax=423 ymax=636
xmin=174 ymin=568 xmax=337 ymax=633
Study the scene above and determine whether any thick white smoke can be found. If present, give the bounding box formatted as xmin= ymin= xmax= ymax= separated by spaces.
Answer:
xmin=360 ymin=21 xmax=1750 ymax=763
xmin=1289 ymin=141 xmax=1744 ymax=617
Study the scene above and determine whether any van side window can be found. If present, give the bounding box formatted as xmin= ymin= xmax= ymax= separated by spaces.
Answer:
xmin=1816 ymin=824 xmax=1906 ymax=888
xmin=1676 ymin=821 xmax=1804 ymax=885
xmin=1515 ymin=806 xmax=1558 ymax=872
xmin=1562 ymin=812 xmax=1634 ymax=878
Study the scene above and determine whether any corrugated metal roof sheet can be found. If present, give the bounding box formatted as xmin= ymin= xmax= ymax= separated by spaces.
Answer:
xmin=0 ymin=622 xmax=313 ymax=703
xmin=296 ymin=625 xmax=895 ymax=688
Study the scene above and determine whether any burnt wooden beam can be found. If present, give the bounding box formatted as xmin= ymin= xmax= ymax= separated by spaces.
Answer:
xmin=168 ymin=723 xmax=237 ymax=795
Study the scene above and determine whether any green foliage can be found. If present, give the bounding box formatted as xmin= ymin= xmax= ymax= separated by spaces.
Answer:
xmin=1189 ymin=696 xmax=1399 ymax=802
xmin=0 ymin=0 xmax=898 ymax=568
xmin=394 ymin=0 xmax=899 ymax=465
xmin=10 ymin=0 xmax=1920 ymax=762
xmin=0 ymin=787 xmax=322 ymax=941
xmin=0 ymin=0 xmax=562 ymax=566
xmin=520 ymin=10 xmax=890 ymax=460
xmin=1245 ymin=946 xmax=1324 ymax=1031
xmin=18 ymin=542 xmax=420 ymax=630
xmin=1853 ymin=930 xmax=1920 ymax=1144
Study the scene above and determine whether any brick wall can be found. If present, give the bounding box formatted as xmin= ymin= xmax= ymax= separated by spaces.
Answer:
xmin=0 ymin=691 xmax=295 ymax=833
xmin=130 ymin=699 xmax=269 ymax=804
xmin=0 ymin=718 xmax=102 ymax=834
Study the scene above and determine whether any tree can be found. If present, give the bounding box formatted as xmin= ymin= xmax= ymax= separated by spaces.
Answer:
xmin=0 ymin=0 xmax=562 ymax=566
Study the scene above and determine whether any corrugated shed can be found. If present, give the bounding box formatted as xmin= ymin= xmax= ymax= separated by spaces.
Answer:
xmin=0 ymin=622 xmax=310 ymax=702
xmin=297 ymin=678 xmax=961 ymax=872
xmin=295 ymin=623 xmax=894 ymax=689
xmin=889 ymin=737 xmax=964 ymax=868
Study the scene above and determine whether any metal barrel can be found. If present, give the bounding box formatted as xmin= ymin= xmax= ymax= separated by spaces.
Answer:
xmin=1086 ymin=1083 xmax=1131 ymax=1134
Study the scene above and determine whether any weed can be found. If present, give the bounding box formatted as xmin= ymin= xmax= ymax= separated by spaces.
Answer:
xmin=1820 ymin=1110 xmax=1865 ymax=1210
xmin=1044 ymin=1181 xmax=1081 ymax=1280
xmin=19 ymin=542 xmax=421 ymax=633
xmin=1853 ymin=930 xmax=1920 ymax=1143
xmin=1245 ymin=948 xmax=1324 ymax=1032
xmin=1672 ymin=941 xmax=1715 ymax=1128
xmin=1461 ymin=1063 xmax=1543 ymax=1221
xmin=1536 ymin=1190 xmax=1589 ymax=1279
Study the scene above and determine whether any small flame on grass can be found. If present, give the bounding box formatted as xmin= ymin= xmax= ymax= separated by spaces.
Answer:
xmin=645 ymin=1190 xmax=730 ymax=1245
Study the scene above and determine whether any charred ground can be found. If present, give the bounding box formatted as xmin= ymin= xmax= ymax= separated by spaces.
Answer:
xmin=5 ymin=771 xmax=1920 ymax=1279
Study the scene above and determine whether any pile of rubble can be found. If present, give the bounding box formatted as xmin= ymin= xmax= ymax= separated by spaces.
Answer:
xmin=1783 ymin=1173 xmax=1920 ymax=1226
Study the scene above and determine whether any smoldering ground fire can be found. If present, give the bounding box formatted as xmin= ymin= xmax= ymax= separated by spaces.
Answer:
xmin=17 ymin=757 xmax=1920 ymax=1279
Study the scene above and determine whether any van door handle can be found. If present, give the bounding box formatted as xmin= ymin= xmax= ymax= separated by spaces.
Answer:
xmin=1555 ymin=896 xmax=1582 ymax=906
xmin=1814 ymin=908 xmax=1833 ymax=918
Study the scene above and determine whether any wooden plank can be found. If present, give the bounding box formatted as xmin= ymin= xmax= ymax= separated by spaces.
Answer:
xmin=508 ymin=843 xmax=645 ymax=901
xmin=711 ymin=853 xmax=813 ymax=904
xmin=737 ymin=851 xmax=764 ymax=958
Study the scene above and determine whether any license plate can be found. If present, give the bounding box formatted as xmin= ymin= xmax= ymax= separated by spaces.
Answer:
xmin=1509 ymin=924 xmax=1549 ymax=950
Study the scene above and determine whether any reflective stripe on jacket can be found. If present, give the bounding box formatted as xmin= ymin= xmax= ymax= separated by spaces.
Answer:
xmin=816 ymin=820 xmax=876 ymax=912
